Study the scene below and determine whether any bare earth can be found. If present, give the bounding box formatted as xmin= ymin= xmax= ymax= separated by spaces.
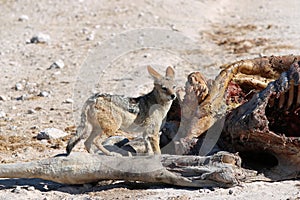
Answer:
xmin=0 ymin=0 xmax=300 ymax=199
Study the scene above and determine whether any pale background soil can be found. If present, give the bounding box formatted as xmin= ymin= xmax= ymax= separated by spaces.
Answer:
xmin=0 ymin=0 xmax=300 ymax=199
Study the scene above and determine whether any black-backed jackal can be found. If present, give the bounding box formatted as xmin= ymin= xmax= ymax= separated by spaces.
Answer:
xmin=66 ymin=66 xmax=176 ymax=156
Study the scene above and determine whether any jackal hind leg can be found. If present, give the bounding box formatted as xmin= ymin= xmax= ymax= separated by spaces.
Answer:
xmin=90 ymin=123 xmax=123 ymax=156
xmin=84 ymin=126 xmax=122 ymax=156
xmin=94 ymin=135 xmax=123 ymax=157
xmin=84 ymin=125 xmax=101 ymax=154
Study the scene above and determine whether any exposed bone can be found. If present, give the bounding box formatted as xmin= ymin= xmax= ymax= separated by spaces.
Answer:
xmin=171 ymin=55 xmax=300 ymax=155
xmin=297 ymin=85 xmax=300 ymax=107
xmin=278 ymin=92 xmax=285 ymax=109
xmin=287 ymin=80 xmax=294 ymax=109
xmin=232 ymin=74 xmax=273 ymax=90
xmin=222 ymin=60 xmax=300 ymax=180
xmin=268 ymin=95 xmax=275 ymax=108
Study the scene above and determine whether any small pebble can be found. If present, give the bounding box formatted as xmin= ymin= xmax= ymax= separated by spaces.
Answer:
xmin=27 ymin=109 xmax=36 ymax=114
xmin=170 ymin=24 xmax=177 ymax=31
xmin=18 ymin=14 xmax=29 ymax=21
xmin=9 ymin=125 xmax=17 ymax=131
xmin=39 ymin=91 xmax=50 ymax=97
xmin=15 ymin=83 xmax=23 ymax=91
xmin=0 ymin=111 xmax=6 ymax=118
xmin=86 ymin=33 xmax=95 ymax=41
xmin=30 ymin=33 xmax=50 ymax=44
xmin=27 ymin=186 xmax=35 ymax=191
xmin=242 ymin=40 xmax=253 ymax=48
xmin=64 ymin=98 xmax=74 ymax=103
xmin=16 ymin=94 xmax=30 ymax=101
xmin=40 ymin=139 xmax=48 ymax=144
xmin=53 ymin=71 xmax=61 ymax=75
xmin=81 ymin=27 xmax=89 ymax=34
xmin=143 ymin=53 xmax=151 ymax=58
xmin=228 ymin=189 xmax=234 ymax=195
xmin=48 ymin=59 xmax=65 ymax=69
xmin=138 ymin=12 xmax=144 ymax=17
xmin=43 ymin=185 xmax=49 ymax=190
xmin=37 ymin=128 xmax=68 ymax=140
xmin=199 ymin=189 xmax=210 ymax=194
xmin=25 ymin=82 xmax=37 ymax=88
xmin=12 ymin=186 xmax=22 ymax=193
xmin=0 ymin=95 xmax=7 ymax=101
xmin=30 ymin=125 xmax=39 ymax=130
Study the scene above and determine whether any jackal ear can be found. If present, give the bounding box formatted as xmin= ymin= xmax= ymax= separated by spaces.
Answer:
xmin=147 ymin=66 xmax=162 ymax=80
xmin=166 ymin=66 xmax=175 ymax=79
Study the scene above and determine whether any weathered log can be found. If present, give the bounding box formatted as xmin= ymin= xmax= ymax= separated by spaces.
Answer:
xmin=0 ymin=151 xmax=258 ymax=187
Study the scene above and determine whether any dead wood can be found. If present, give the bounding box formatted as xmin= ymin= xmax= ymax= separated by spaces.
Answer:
xmin=0 ymin=151 xmax=258 ymax=187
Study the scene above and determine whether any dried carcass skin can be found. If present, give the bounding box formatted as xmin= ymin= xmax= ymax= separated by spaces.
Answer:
xmin=222 ymin=60 xmax=300 ymax=180
xmin=187 ymin=56 xmax=300 ymax=138
xmin=163 ymin=55 xmax=300 ymax=155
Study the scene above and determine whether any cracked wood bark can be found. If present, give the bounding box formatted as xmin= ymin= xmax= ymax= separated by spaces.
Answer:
xmin=0 ymin=152 xmax=258 ymax=187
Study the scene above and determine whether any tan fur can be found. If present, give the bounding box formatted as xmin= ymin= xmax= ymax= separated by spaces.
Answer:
xmin=66 ymin=66 xmax=176 ymax=156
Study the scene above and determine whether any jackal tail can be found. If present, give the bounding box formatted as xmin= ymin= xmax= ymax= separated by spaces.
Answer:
xmin=66 ymin=133 xmax=81 ymax=155
xmin=66 ymin=97 xmax=95 ymax=154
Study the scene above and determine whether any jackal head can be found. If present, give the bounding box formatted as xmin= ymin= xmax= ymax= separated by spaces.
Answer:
xmin=147 ymin=66 xmax=176 ymax=102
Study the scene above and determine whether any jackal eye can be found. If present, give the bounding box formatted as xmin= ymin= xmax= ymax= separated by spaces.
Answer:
xmin=161 ymin=86 xmax=168 ymax=91
xmin=172 ymin=85 xmax=176 ymax=89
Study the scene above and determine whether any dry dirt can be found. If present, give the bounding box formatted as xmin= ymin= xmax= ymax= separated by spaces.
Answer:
xmin=1 ymin=0 xmax=300 ymax=199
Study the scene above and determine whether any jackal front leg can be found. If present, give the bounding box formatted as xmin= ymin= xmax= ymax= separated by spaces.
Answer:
xmin=143 ymin=123 xmax=161 ymax=155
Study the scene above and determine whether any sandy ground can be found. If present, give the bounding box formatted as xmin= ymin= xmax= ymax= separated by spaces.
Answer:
xmin=0 ymin=0 xmax=300 ymax=199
